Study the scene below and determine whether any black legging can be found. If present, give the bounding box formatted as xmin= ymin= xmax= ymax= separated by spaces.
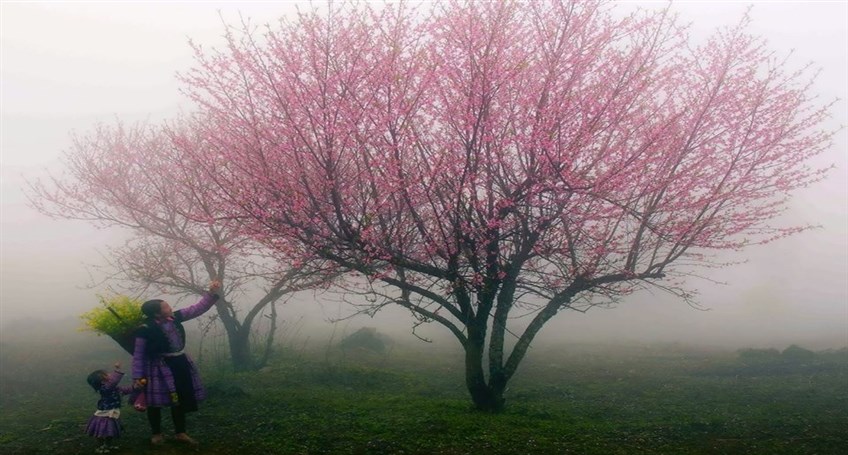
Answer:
xmin=147 ymin=406 xmax=186 ymax=434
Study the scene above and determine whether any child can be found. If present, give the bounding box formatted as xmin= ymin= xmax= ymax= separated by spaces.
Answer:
xmin=85 ymin=362 xmax=133 ymax=453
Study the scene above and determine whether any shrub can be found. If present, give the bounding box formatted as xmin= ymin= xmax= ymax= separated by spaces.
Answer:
xmin=340 ymin=327 xmax=390 ymax=353
xmin=781 ymin=344 xmax=816 ymax=362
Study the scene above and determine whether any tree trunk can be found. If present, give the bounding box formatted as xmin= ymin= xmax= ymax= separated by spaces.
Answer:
xmin=213 ymin=296 xmax=259 ymax=372
xmin=464 ymin=332 xmax=506 ymax=412
xmin=228 ymin=329 xmax=254 ymax=372
xmin=258 ymin=302 xmax=278 ymax=368
xmin=466 ymin=379 xmax=505 ymax=412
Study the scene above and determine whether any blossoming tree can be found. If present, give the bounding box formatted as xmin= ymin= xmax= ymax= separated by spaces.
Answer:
xmin=182 ymin=0 xmax=833 ymax=410
xmin=28 ymin=121 xmax=334 ymax=372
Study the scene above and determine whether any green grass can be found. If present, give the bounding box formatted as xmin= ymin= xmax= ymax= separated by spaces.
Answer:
xmin=1 ymin=332 xmax=846 ymax=454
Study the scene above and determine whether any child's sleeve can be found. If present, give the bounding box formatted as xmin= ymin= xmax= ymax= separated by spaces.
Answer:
xmin=175 ymin=293 xmax=219 ymax=322
xmin=118 ymin=385 xmax=134 ymax=395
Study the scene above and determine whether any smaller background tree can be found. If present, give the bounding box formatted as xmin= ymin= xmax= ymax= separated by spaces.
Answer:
xmin=28 ymin=120 xmax=336 ymax=371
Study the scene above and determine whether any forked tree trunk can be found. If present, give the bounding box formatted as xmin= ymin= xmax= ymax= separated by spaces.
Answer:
xmin=215 ymin=297 xmax=280 ymax=372
xmin=461 ymin=283 xmax=582 ymax=412
xmin=464 ymin=326 xmax=506 ymax=412
xmin=465 ymin=344 xmax=506 ymax=412
xmin=213 ymin=296 xmax=258 ymax=372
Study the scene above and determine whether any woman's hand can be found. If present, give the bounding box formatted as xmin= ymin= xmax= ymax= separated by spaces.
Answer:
xmin=209 ymin=280 xmax=222 ymax=294
xmin=133 ymin=378 xmax=147 ymax=389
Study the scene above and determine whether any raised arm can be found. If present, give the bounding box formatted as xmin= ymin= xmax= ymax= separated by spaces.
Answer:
xmin=103 ymin=369 xmax=125 ymax=389
xmin=176 ymin=280 xmax=221 ymax=322
xmin=177 ymin=292 xmax=220 ymax=322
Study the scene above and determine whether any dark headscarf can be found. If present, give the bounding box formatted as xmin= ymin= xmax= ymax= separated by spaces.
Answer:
xmin=141 ymin=299 xmax=164 ymax=319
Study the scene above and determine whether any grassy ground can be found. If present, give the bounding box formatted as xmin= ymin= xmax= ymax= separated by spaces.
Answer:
xmin=1 ymin=329 xmax=846 ymax=455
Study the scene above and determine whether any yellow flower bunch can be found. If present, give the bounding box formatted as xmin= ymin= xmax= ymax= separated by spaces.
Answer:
xmin=80 ymin=294 xmax=145 ymax=336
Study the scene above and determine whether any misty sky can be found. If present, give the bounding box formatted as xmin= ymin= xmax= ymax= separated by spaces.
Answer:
xmin=1 ymin=1 xmax=846 ymax=349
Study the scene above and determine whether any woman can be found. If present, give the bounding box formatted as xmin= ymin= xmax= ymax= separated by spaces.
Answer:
xmin=132 ymin=280 xmax=221 ymax=446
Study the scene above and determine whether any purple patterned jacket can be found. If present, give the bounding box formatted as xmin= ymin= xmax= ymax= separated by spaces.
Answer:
xmin=132 ymin=293 xmax=218 ymax=379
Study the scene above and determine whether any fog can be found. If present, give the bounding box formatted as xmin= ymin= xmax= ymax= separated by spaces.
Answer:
xmin=2 ymin=2 xmax=846 ymax=351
